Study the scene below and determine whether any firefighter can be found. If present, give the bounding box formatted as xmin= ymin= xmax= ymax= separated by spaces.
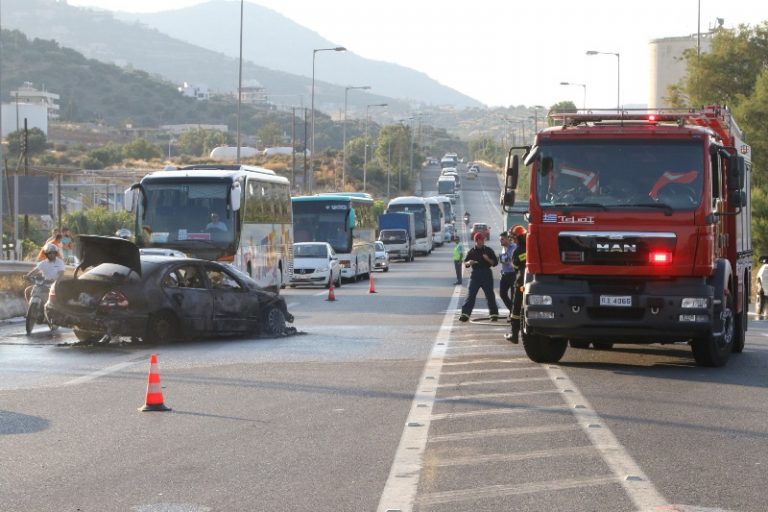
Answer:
xmin=505 ymin=225 xmax=527 ymax=343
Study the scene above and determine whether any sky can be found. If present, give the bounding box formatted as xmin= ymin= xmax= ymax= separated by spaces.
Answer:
xmin=67 ymin=0 xmax=768 ymax=109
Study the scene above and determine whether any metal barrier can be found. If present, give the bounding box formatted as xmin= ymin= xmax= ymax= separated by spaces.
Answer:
xmin=0 ymin=261 xmax=36 ymax=274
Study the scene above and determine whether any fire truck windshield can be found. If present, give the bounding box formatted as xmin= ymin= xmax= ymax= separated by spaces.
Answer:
xmin=535 ymin=140 xmax=704 ymax=210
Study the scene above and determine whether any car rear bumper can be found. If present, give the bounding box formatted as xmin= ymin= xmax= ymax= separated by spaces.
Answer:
xmin=45 ymin=303 xmax=147 ymax=337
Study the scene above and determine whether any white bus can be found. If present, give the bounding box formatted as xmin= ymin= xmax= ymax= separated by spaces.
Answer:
xmin=386 ymin=196 xmax=433 ymax=255
xmin=424 ymin=196 xmax=445 ymax=247
xmin=125 ymin=164 xmax=293 ymax=292
xmin=291 ymin=193 xmax=376 ymax=281
xmin=437 ymin=176 xmax=457 ymax=203
xmin=435 ymin=195 xmax=454 ymax=225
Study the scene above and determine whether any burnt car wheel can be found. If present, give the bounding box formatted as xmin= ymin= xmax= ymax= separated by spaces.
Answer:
xmin=260 ymin=305 xmax=286 ymax=336
xmin=73 ymin=328 xmax=104 ymax=344
xmin=144 ymin=312 xmax=179 ymax=344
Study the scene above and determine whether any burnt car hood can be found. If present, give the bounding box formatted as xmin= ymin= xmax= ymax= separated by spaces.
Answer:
xmin=76 ymin=235 xmax=142 ymax=276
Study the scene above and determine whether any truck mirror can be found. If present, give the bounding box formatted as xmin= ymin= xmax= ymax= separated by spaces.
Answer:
xmin=727 ymin=154 xmax=745 ymax=191
xmin=501 ymin=154 xmax=519 ymax=208
xmin=729 ymin=189 xmax=746 ymax=208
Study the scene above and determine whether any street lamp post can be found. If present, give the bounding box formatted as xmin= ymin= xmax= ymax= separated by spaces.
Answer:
xmin=236 ymin=0 xmax=244 ymax=164
xmin=559 ymin=81 xmax=587 ymax=110
xmin=586 ymin=50 xmax=620 ymax=112
xmin=343 ymin=85 xmax=370 ymax=190
xmin=363 ymin=103 xmax=388 ymax=192
xmin=310 ymin=46 xmax=346 ymax=193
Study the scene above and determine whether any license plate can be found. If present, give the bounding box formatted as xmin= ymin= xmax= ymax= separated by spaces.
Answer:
xmin=600 ymin=295 xmax=632 ymax=307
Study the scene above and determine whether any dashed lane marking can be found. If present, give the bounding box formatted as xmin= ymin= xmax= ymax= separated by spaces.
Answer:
xmin=436 ymin=376 xmax=551 ymax=387
xmin=441 ymin=367 xmax=543 ymax=376
xmin=430 ymin=404 xmax=571 ymax=421
xmin=432 ymin=445 xmax=599 ymax=467
xmin=428 ymin=423 xmax=581 ymax=443
xmin=63 ymin=360 xmax=142 ymax=386
xmin=416 ymin=475 xmax=619 ymax=507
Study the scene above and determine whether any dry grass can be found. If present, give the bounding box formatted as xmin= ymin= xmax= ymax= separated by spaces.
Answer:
xmin=0 ymin=274 xmax=26 ymax=296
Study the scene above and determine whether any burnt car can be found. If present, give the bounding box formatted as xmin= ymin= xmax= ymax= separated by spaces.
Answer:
xmin=45 ymin=235 xmax=294 ymax=343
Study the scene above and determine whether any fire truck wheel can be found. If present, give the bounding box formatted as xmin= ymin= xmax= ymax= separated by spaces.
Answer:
xmin=691 ymin=292 xmax=734 ymax=367
xmin=523 ymin=334 xmax=567 ymax=363
xmin=732 ymin=283 xmax=747 ymax=353
xmin=592 ymin=342 xmax=614 ymax=350
xmin=569 ymin=341 xmax=591 ymax=349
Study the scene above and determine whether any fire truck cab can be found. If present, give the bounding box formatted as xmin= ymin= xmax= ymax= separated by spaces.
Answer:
xmin=501 ymin=106 xmax=751 ymax=367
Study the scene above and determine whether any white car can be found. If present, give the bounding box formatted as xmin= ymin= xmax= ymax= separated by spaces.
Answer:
xmin=290 ymin=242 xmax=342 ymax=288
xmin=374 ymin=241 xmax=390 ymax=272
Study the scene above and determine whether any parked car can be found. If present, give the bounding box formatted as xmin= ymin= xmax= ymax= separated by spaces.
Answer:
xmin=470 ymin=222 xmax=490 ymax=240
xmin=45 ymin=235 xmax=293 ymax=343
xmin=756 ymin=256 xmax=768 ymax=319
xmin=374 ymin=241 xmax=390 ymax=272
xmin=290 ymin=242 xmax=342 ymax=288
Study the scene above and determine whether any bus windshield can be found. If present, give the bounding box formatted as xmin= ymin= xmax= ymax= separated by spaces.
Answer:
xmin=387 ymin=203 xmax=427 ymax=238
xmin=138 ymin=181 xmax=235 ymax=246
xmin=535 ymin=140 xmax=704 ymax=210
xmin=292 ymin=202 xmax=353 ymax=254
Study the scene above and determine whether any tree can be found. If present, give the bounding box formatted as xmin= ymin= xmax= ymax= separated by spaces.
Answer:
xmin=123 ymin=138 xmax=162 ymax=160
xmin=7 ymin=127 xmax=47 ymax=156
xmin=677 ymin=23 xmax=768 ymax=108
xmin=63 ymin=207 xmax=133 ymax=238
xmin=82 ymin=143 xmax=122 ymax=169
xmin=548 ymin=101 xmax=577 ymax=126
xmin=177 ymin=128 xmax=231 ymax=157
xmin=257 ymin=121 xmax=284 ymax=148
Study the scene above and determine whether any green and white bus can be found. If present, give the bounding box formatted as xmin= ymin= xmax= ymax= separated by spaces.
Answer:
xmin=291 ymin=193 xmax=376 ymax=281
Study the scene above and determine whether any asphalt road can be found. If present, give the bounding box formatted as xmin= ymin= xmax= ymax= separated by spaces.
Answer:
xmin=1 ymin=164 xmax=767 ymax=512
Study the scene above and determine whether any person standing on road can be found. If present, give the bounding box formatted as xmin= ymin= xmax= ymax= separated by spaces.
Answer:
xmin=505 ymin=226 xmax=527 ymax=343
xmin=498 ymin=232 xmax=515 ymax=317
xmin=452 ymin=238 xmax=464 ymax=285
xmin=459 ymin=231 xmax=500 ymax=322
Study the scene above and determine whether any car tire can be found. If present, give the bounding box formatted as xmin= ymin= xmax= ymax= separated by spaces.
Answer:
xmin=383 ymin=265 xmax=389 ymax=272
xmin=144 ymin=311 xmax=179 ymax=344
xmin=73 ymin=328 xmax=104 ymax=344
xmin=260 ymin=305 xmax=286 ymax=336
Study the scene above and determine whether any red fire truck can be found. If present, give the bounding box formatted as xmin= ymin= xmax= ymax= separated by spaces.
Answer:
xmin=501 ymin=106 xmax=751 ymax=367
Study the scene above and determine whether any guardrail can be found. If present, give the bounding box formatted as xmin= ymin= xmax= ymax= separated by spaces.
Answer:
xmin=0 ymin=261 xmax=36 ymax=274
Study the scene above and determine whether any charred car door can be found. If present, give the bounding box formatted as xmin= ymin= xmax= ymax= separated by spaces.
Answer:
xmin=161 ymin=263 xmax=214 ymax=336
xmin=205 ymin=264 xmax=260 ymax=333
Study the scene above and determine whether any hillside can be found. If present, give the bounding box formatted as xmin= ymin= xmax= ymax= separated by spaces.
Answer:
xmin=0 ymin=29 xmax=295 ymax=135
xmin=1 ymin=0 xmax=481 ymax=111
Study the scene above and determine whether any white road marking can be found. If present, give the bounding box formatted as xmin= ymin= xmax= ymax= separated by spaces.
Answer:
xmin=63 ymin=360 xmax=140 ymax=386
xmin=433 ymin=445 xmax=599 ymax=467
xmin=544 ymin=365 xmax=669 ymax=510
xmin=428 ymin=423 xmax=581 ymax=443
xmin=441 ymin=367 xmax=542 ymax=376
xmin=436 ymin=389 xmax=561 ymax=402
xmin=441 ymin=358 xmax=529 ymax=366
xmin=417 ymin=475 xmax=619 ymax=507
xmin=436 ymin=376 xmax=551 ymax=387
xmin=431 ymin=404 xmax=571 ymax=421
xmin=376 ymin=284 xmax=461 ymax=512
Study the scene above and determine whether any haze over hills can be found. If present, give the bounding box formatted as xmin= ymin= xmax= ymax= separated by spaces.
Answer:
xmin=115 ymin=1 xmax=482 ymax=109
xmin=1 ymin=0 xmax=482 ymax=111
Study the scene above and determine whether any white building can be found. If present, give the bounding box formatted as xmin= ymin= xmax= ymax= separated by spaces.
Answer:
xmin=649 ymin=33 xmax=713 ymax=109
xmin=10 ymin=82 xmax=60 ymax=119
xmin=1 ymin=103 xmax=48 ymax=138
xmin=178 ymin=82 xmax=210 ymax=100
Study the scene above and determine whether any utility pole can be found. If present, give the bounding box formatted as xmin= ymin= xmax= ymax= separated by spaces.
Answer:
xmin=23 ymin=119 xmax=29 ymax=239
xmin=302 ymin=108 xmax=309 ymax=193
xmin=291 ymin=107 xmax=297 ymax=190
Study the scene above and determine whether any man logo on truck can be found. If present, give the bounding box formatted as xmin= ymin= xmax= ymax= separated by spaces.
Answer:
xmin=596 ymin=243 xmax=637 ymax=253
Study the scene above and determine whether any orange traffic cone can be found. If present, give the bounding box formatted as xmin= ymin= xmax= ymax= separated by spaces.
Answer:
xmin=369 ymin=271 xmax=377 ymax=294
xmin=326 ymin=281 xmax=336 ymax=301
xmin=139 ymin=353 xmax=171 ymax=412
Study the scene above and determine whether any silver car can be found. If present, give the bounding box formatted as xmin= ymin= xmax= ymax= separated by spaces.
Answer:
xmin=374 ymin=241 xmax=390 ymax=272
